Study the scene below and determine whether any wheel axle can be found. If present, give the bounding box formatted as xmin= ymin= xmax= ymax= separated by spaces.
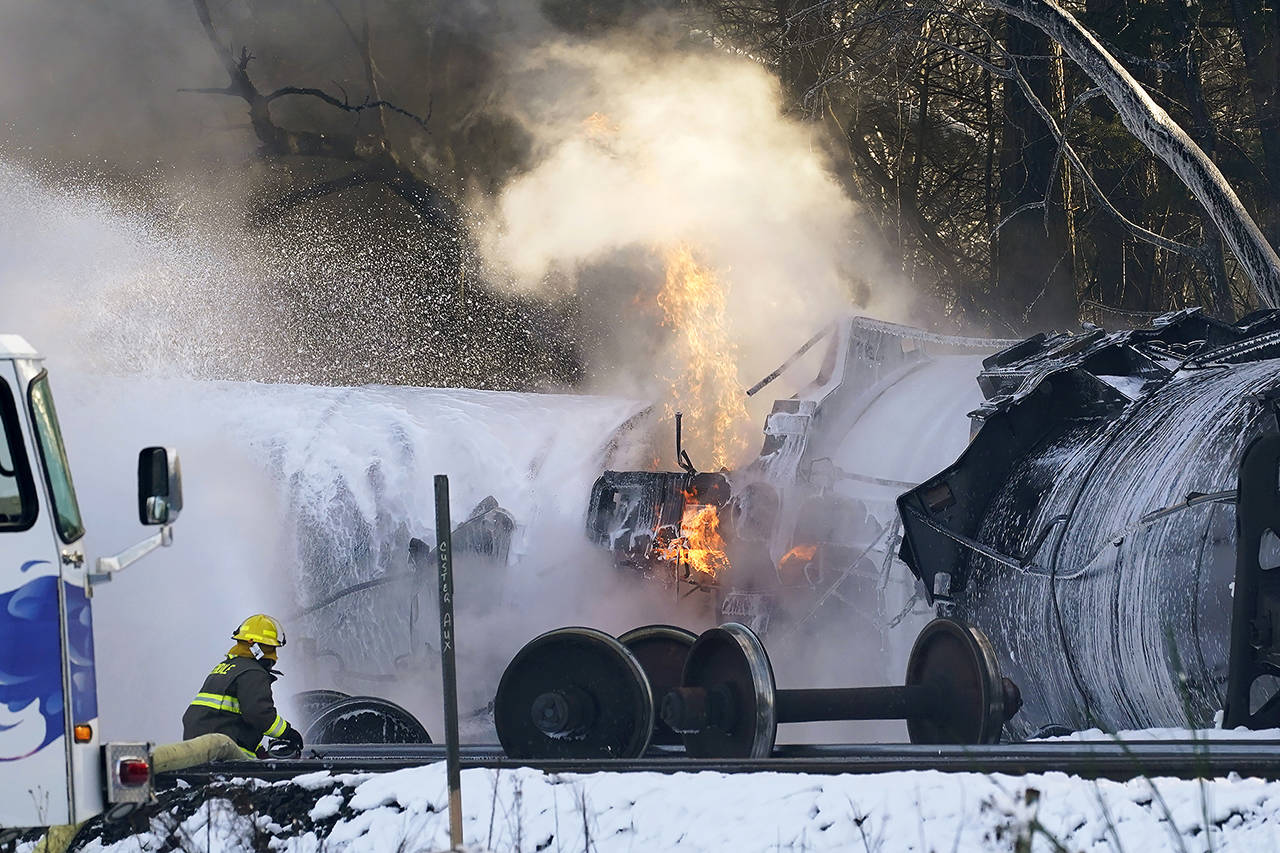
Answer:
xmin=663 ymin=618 xmax=1022 ymax=758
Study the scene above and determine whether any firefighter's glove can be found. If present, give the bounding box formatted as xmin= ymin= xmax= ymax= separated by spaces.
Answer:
xmin=280 ymin=723 xmax=304 ymax=752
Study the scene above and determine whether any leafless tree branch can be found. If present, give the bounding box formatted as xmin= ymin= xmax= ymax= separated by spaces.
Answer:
xmin=185 ymin=0 xmax=452 ymax=229
xmin=922 ymin=23 xmax=1208 ymax=265
xmin=976 ymin=0 xmax=1280 ymax=304
xmin=263 ymin=87 xmax=431 ymax=132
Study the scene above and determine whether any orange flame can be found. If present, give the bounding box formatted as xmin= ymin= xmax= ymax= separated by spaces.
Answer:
xmin=657 ymin=245 xmax=750 ymax=470
xmin=656 ymin=501 xmax=731 ymax=580
xmin=779 ymin=544 xmax=817 ymax=571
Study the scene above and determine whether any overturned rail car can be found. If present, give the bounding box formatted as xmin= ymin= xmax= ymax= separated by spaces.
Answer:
xmin=587 ymin=316 xmax=1015 ymax=647
xmin=898 ymin=308 xmax=1280 ymax=737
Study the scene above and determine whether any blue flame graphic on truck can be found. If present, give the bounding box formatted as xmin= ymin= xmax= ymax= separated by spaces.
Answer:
xmin=0 ymin=567 xmax=97 ymax=761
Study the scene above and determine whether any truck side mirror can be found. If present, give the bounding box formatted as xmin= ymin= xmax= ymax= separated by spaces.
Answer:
xmin=137 ymin=447 xmax=182 ymax=526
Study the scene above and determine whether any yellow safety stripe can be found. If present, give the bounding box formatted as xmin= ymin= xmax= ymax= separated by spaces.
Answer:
xmin=190 ymin=692 xmax=241 ymax=714
xmin=240 ymin=746 xmax=258 ymax=758
xmin=265 ymin=714 xmax=288 ymax=738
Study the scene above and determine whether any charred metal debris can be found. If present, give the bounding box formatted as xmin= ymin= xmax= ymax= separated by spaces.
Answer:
xmin=589 ymin=307 xmax=1280 ymax=737
xmin=898 ymin=307 xmax=1280 ymax=736
xmin=587 ymin=316 xmax=1014 ymax=638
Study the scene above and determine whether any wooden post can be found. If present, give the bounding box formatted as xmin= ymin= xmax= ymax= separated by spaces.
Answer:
xmin=434 ymin=475 xmax=464 ymax=849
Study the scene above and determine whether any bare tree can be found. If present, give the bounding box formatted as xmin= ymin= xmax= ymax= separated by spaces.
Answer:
xmin=993 ymin=18 xmax=1076 ymax=327
xmin=978 ymin=0 xmax=1280 ymax=306
xmin=186 ymin=0 xmax=458 ymax=231
xmin=699 ymin=0 xmax=1280 ymax=324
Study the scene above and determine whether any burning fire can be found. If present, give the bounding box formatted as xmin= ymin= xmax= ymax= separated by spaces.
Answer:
xmin=779 ymin=544 xmax=817 ymax=573
xmin=657 ymin=500 xmax=731 ymax=581
xmin=657 ymin=245 xmax=750 ymax=470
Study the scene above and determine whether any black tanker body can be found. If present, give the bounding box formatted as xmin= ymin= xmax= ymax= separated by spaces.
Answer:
xmin=898 ymin=308 xmax=1280 ymax=738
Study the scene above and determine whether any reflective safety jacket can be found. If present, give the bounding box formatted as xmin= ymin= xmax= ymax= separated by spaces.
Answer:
xmin=181 ymin=655 xmax=291 ymax=755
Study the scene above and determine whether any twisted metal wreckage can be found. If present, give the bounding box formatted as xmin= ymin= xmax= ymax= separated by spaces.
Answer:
xmin=288 ymin=308 xmax=1280 ymax=750
xmin=898 ymin=307 xmax=1280 ymax=737
xmin=586 ymin=315 xmax=1014 ymax=641
xmin=575 ymin=307 xmax=1280 ymax=742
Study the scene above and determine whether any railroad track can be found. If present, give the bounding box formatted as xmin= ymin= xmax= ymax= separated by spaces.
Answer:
xmin=157 ymin=740 xmax=1280 ymax=786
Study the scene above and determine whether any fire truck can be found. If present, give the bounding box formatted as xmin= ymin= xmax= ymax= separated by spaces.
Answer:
xmin=0 ymin=334 xmax=181 ymax=835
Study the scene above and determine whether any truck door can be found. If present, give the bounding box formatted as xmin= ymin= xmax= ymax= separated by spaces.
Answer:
xmin=21 ymin=364 xmax=98 ymax=825
xmin=0 ymin=360 xmax=79 ymax=829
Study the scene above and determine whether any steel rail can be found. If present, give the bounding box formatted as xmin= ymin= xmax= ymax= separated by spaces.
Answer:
xmin=157 ymin=740 xmax=1280 ymax=786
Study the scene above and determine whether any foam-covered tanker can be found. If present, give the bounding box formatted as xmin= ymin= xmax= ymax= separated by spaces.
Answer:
xmin=586 ymin=316 xmax=1014 ymax=651
xmin=898 ymin=309 xmax=1280 ymax=737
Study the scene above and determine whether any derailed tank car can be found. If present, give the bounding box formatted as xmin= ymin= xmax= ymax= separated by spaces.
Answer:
xmin=898 ymin=308 xmax=1280 ymax=737
xmin=587 ymin=316 xmax=1014 ymax=651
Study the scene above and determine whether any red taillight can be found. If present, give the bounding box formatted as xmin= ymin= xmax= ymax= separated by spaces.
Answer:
xmin=117 ymin=758 xmax=150 ymax=787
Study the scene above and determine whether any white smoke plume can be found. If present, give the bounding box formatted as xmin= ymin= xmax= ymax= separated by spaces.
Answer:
xmin=481 ymin=37 xmax=903 ymax=460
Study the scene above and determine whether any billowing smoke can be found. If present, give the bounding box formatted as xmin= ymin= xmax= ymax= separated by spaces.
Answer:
xmin=488 ymin=41 xmax=859 ymax=310
xmin=480 ymin=36 xmax=898 ymax=462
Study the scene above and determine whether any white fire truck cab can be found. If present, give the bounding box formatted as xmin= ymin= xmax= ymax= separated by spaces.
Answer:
xmin=0 ymin=335 xmax=181 ymax=834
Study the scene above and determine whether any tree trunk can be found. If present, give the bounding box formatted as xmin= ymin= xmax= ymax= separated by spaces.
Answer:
xmin=983 ymin=0 xmax=1280 ymax=307
xmin=1082 ymin=0 xmax=1156 ymax=313
xmin=994 ymin=18 xmax=1077 ymax=329
xmin=1169 ymin=0 xmax=1233 ymax=316
xmin=1229 ymin=0 xmax=1280 ymax=251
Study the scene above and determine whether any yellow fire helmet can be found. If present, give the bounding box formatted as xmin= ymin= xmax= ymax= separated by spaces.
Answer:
xmin=232 ymin=613 xmax=287 ymax=648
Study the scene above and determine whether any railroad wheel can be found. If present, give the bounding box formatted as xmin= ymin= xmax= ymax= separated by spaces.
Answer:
xmin=676 ymin=622 xmax=777 ymax=759
xmin=619 ymin=624 xmax=697 ymax=746
xmin=495 ymin=627 xmax=654 ymax=760
xmin=905 ymin=617 xmax=1007 ymax=745
xmin=303 ymin=696 xmax=433 ymax=745
xmin=292 ymin=688 xmax=350 ymax=731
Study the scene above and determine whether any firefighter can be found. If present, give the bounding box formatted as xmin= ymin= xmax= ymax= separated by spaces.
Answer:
xmin=182 ymin=613 xmax=304 ymax=758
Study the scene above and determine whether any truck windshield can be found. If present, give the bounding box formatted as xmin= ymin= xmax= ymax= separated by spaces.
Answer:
xmin=28 ymin=373 xmax=84 ymax=543
xmin=0 ymin=376 xmax=37 ymax=530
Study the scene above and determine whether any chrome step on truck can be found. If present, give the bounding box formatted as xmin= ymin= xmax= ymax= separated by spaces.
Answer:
xmin=0 ymin=334 xmax=183 ymax=839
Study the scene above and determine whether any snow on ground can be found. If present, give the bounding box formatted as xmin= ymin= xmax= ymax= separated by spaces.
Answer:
xmin=1050 ymin=726 xmax=1280 ymax=742
xmin=34 ymin=761 xmax=1280 ymax=852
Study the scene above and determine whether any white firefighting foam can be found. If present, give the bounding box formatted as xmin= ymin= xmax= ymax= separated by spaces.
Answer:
xmin=0 ymin=159 xmax=677 ymax=744
xmin=56 ymin=374 xmax=655 ymax=744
